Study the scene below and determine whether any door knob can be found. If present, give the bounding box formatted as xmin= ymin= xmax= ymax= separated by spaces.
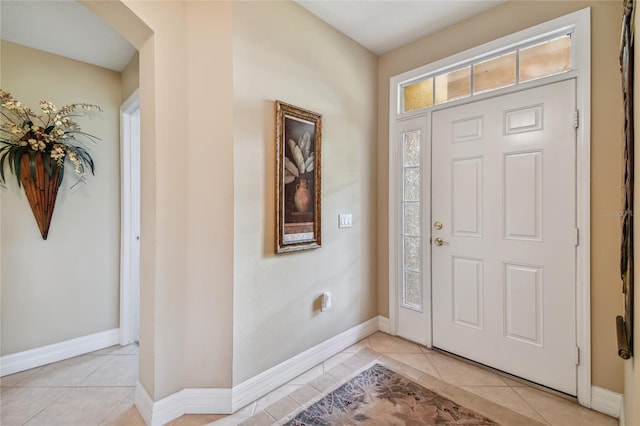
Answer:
xmin=434 ymin=237 xmax=446 ymax=246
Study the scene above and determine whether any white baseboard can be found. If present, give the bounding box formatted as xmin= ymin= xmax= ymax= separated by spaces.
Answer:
xmin=137 ymin=316 xmax=380 ymax=425
xmin=135 ymin=382 xmax=154 ymax=425
xmin=183 ymin=388 xmax=232 ymax=413
xmin=136 ymin=383 xmax=231 ymax=426
xmin=377 ymin=315 xmax=391 ymax=333
xmin=231 ymin=316 xmax=379 ymax=411
xmin=136 ymin=383 xmax=233 ymax=426
xmin=0 ymin=328 xmax=120 ymax=377
xmin=591 ymin=386 xmax=623 ymax=419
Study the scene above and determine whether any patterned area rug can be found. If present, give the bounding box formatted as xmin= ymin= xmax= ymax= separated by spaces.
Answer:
xmin=282 ymin=363 xmax=497 ymax=426
xmin=237 ymin=349 xmax=546 ymax=426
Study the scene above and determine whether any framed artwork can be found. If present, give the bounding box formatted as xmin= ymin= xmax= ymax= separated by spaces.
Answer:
xmin=275 ymin=101 xmax=322 ymax=253
xmin=618 ymin=0 xmax=634 ymax=359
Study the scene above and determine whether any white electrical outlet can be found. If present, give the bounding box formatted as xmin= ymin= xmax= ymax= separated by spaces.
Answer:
xmin=338 ymin=214 xmax=352 ymax=228
xmin=321 ymin=291 xmax=332 ymax=312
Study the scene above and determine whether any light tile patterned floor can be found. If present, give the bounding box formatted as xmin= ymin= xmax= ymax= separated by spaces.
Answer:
xmin=0 ymin=344 xmax=222 ymax=426
xmin=0 ymin=333 xmax=618 ymax=426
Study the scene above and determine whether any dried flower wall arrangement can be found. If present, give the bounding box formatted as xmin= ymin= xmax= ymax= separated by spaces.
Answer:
xmin=0 ymin=90 xmax=102 ymax=239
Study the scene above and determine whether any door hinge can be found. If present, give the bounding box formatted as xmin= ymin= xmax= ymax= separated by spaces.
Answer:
xmin=574 ymin=228 xmax=579 ymax=246
xmin=573 ymin=110 xmax=579 ymax=129
xmin=576 ymin=346 xmax=581 ymax=366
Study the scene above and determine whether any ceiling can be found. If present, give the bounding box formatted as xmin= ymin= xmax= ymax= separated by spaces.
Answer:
xmin=0 ymin=0 xmax=136 ymax=72
xmin=296 ymin=0 xmax=504 ymax=55
xmin=0 ymin=0 xmax=504 ymax=72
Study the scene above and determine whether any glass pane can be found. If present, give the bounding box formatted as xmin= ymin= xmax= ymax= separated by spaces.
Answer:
xmin=404 ymin=168 xmax=420 ymax=201
xmin=474 ymin=52 xmax=516 ymax=94
xmin=519 ymin=35 xmax=571 ymax=82
xmin=403 ymin=130 xmax=421 ymax=167
xmin=435 ymin=66 xmax=471 ymax=104
xmin=404 ymin=270 xmax=422 ymax=308
xmin=403 ymin=78 xmax=433 ymax=112
xmin=403 ymin=203 xmax=420 ymax=236
xmin=404 ymin=236 xmax=420 ymax=271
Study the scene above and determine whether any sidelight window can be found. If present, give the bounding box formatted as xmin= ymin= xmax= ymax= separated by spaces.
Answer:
xmin=402 ymin=130 xmax=422 ymax=310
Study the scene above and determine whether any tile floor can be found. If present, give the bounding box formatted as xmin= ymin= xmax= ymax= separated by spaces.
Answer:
xmin=0 ymin=332 xmax=618 ymax=426
xmin=0 ymin=344 xmax=222 ymax=426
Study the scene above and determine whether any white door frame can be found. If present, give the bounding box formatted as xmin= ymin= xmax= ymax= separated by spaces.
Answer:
xmin=388 ymin=9 xmax=591 ymax=406
xmin=120 ymin=89 xmax=141 ymax=345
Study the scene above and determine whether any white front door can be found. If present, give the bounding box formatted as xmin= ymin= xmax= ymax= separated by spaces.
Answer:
xmin=431 ymin=80 xmax=577 ymax=395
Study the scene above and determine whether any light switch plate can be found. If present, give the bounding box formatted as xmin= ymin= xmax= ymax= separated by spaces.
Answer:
xmin=321 ymin=291 xmax=332 ymax=312
xmin=338 ymin=214 xmax=352 ymax=228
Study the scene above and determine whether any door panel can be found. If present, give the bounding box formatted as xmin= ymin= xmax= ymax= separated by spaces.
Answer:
xmin=504 ymin=151 xmax=542 ymax=241
xmin=432 ymin=80 xmax=577 ymax=395
xmin=452 ymin=256 xmax=483 ymax=329
xmin=452 ymin=157 xmax=483 ymax=237
xmin=504 ymin=263 xmax=543 ymax=345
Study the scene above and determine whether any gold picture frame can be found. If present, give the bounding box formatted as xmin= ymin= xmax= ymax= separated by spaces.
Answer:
xmin=618 ymin=0 xmax=634 ymax=359
xmin=275 ymin=101 xmax=322 ymax=253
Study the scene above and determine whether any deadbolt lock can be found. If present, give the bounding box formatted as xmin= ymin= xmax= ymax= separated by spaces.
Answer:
xmin=433 ymin=221 xmax=443 ymax=230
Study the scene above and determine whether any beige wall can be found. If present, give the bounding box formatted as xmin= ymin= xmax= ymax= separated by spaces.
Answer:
xmin=624 ymin=5 xmax=640 ymax=424
xmin=121 ymin=51 xmax=139 ymax=102
xmin=231 ymin=1 xmax=378 ymax=384
xmin=0 ymin=41 xmax=121 ymax=355
xmin=378 ymin=1 xmax=624 ymax=393
xmin=84 ymin=0 xmax=378 ymax=399
xmin=84 ymin=0 xmax=236 ymax=399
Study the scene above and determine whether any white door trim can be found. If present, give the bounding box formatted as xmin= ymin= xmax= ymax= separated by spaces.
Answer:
xmin=120 ymin=89 xmax=141 ymax=346
xmin=388 ymin=8 xmax=591 ymax=406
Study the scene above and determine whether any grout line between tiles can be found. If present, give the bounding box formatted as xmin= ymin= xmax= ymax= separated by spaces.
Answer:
xmin=95 ymin=387 xmax=135 ymax=425
xmin=462 ymin=384 xmax=522 ymax=388
xmin=81 ymin=356 xmax=120 ymax=385
xmin=23 ymin=387 xmax=71 ymax=425
xmin=511 ymin=386 xmax=553 ymax=426
xmin=424 ymin=355 xmax=443 ymax=380
xmin=424 ymin=353 xmax=444 ymax=380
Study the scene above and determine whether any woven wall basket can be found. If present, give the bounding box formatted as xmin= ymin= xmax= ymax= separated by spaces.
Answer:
xmin=19 ymin=154 xmax=60 ymax=240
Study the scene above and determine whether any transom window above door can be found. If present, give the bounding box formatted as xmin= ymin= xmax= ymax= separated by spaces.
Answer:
xmin=401 ymin=34 xmax=572 ymax=113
